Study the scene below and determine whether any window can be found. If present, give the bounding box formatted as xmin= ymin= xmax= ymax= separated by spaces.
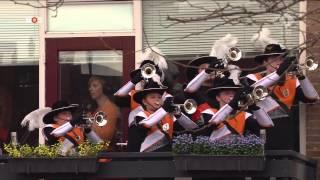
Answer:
xmin=0 ymin=1 xmax=40 ymax=147
xmin=58 ymin=50 xmax=123 ymax=103
xmin=47 ymin=1 xmax=133 ymax=32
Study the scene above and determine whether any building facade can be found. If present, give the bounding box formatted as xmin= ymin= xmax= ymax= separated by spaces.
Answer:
xmin=0 ymin=2 xmax=318 ymax=176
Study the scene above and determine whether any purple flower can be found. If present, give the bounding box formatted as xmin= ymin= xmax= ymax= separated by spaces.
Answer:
xmin=173 ymin=133 xmax=264 ymax=155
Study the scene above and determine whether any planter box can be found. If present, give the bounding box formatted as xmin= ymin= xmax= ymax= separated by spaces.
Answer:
xmin=8 ymin=157 xmax=98 ymax=174
xmin=174 ymin=154 xmax=265 ymax=171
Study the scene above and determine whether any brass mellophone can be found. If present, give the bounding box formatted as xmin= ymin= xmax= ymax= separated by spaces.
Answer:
xmin=173 ymin=99 xmax=198 ymax=115
xmin=291 ymin=56 xmax=318 ymax=72
xmin=238 ymin=86 xmax=269 ymax=108
xmin=83 ymin=111 xmax=108 ymax=127
xmin=141 ymin=63 xmax=156 ymax=79
xmin=222 ymin=47 xmax=242 ymax=65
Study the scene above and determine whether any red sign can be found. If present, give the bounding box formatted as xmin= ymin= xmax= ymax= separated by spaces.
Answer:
xmin=31 ymin=17 xmax=38 ymax=24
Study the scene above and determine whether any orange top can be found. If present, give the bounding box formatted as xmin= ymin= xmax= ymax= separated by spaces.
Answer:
xmin=90 ymin=99 xmax=120 ymax=143
xmin=211 ymin=108 xmax=246 ymax=135
xmin=192 ymin=103 xmax=211 ymax=122
xmin=130 ymin=90 xmax=140 ymax=110
xmin=255 ymin=73 xmax=297 ymax=109
xmin=144 ymin=111 xmax=174 ymax=138
xmin=225 ymin=112 xmax=246 ymax=135
xmin=51 ymin=124 xmax=84 ymax=145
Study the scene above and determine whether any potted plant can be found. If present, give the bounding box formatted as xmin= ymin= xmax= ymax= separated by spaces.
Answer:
xmin=173 ymin=134 xmax=265 ymax=171
xmin=4 ymin=141 xmax=109 ymax=174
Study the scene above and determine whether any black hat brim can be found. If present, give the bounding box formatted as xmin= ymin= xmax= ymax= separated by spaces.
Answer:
xmin=133 ymin=87 xmax=167 ymax=105
xmin=43 ymin=105 xmax=79 ymax=124
xmin=254 ymin=52 xmax=286 ymax=64
xmin=207 ymin=86 xmax=242 ymax=98
xmin=186 ymin=56 xmax=217 ymax=81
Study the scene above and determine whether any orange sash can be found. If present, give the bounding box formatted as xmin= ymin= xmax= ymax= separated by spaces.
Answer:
xmin=144 ymin=111 xmax=174 ymax=138
xmin=211 ymin=108 xmax=246 ymax=135
xmin=51 ymin=124 xmax=84 ymax=145
xmin=255 ymin=73 xmax=297 ymax=109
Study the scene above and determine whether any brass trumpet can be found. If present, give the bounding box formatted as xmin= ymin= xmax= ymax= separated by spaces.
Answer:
xmin=238 ymin=86 xmax=269 ymax=108
xmin=302 ymin=56 xmax=318 ymax=71
xmin=141 ymin=63 xmax=156 ymax=79
xmin=173 ymin=99 xmax=197 ymax=115
xmin=288 ymin=56 xmax=318 ymax=76
xmin=222 ymin=47 xmax=242 ymax=65
xmin=83 ymin=111 xmax=108 ymax=127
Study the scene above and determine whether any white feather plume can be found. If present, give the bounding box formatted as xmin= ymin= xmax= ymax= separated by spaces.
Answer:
xmin=151 ymin=74 xmax=163 ymax=86
xmin=227 ymin=65 xmax=241 ymax=85
xmin=210 ymin=34 xmax=238 ymax=59
xmin=251 ymin=28 xmax=278 ymax=51
xmin=21 ymin=107 xmax=52 ymax=131
xmin=139 ymin=47 xmax=168 ymax=71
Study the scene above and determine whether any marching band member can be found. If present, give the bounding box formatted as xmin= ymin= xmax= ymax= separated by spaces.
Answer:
xmin=247 ymin=28 xmax=319 ymax=111
xmin=43 ymin=101 xmax=102 ymax=155
xmin=184 ymin=34 xmax=242 ymax=126
xmin=127 ymin=80 xmax=197 ymax=152
xmin=114 ymin=47 xmax=168 ymax=127
xmin=204 ymin=77 xmax=274 ymax=141
xmin=246 ymin=28 xmax=319 ymax=150
xmin=247 ymin=43 xmax=319 ymax=110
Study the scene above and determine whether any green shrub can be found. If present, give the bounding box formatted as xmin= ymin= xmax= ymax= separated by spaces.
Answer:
xmin=4 ymin=140 xmax=109 ymax=158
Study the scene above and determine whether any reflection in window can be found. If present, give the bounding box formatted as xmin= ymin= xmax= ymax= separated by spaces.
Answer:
xmin=0 ymin=66 xmax=39 ymax=148
xmin=59 ymin=50 xmax=124 ymax=151
xmin=59 ymin=50 xmax=123 ymax=103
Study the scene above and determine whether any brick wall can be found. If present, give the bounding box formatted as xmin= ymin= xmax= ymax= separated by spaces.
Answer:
xmin=306 ymin=0 xmax=320 ymax=179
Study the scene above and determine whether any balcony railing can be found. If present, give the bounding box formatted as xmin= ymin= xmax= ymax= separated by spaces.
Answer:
xmin=0 ymin=150 xmax=317 ymax=180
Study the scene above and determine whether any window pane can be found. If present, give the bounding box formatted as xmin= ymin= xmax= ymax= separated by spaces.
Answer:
xmin=0 ymin=66 xmax=39 ymax=147
xmin=0 ymin=1 xmax=40 ymax=149
xmin=59 ymin=50 xmax=123 ymax=150
xmin=59 ymin=50 xmax=123 ymax=101
xmin=48 ymin=3 xmax=133 ymax=32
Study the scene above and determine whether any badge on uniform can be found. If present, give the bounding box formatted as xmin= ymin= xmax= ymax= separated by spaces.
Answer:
xmin=281 ymin=88 xmax=289 ymax=97
xmin=162 ymin=123 xmax=170 ymax=132
xmin=75 ymin=136 xmax=81 ymax=141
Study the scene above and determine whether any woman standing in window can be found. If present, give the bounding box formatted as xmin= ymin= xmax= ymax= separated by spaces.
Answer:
xmin=87 ymin=76 xmax=121 ymax=150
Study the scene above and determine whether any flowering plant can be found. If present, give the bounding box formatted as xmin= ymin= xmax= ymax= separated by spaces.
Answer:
xmin=4 ymin=140 xmax=109 ymax=158
xmin=78 ymin=140 xmax=109 ymax=157
xmin=173 ymin=134 xmax=264 ymax=156
xmin=4 ymin=143 xmax=61 ymax=158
